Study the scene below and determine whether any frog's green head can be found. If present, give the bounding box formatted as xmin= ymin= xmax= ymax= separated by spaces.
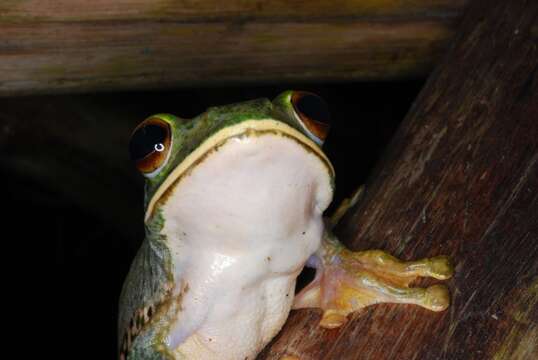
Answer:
xmin=128 ymin=91 xmax=334 ymax=223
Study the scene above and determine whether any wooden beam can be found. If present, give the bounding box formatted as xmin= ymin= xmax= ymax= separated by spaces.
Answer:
xmin=0 ymin=1 xmax=465 ymax=96
xmin=259 ymin=0 xmax=538 ymax=358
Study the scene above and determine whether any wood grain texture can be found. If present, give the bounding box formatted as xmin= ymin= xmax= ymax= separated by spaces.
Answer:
xmin=0 ymin=0 xmax=465 ymax=21
xmin=259 ymin=0 xmax=538 ymax=359
xmin=0 ymin=0 xmax=465 ymax=96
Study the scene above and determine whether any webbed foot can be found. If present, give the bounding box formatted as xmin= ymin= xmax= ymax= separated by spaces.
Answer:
xmin=293 ymin=235 xmax=454 ymax=329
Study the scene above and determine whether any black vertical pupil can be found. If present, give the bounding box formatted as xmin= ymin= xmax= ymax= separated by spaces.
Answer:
xmin=295 ymin=94 xmax=330 ymax=124
xmin=129 ymin=124 xmax=167 ymax=161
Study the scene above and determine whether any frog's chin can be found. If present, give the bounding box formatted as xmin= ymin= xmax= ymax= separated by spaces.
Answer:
xmin=145 ymin=119 xmax=334 ymax=223
xmin=157 ymin=126 xmax=333 ymax=256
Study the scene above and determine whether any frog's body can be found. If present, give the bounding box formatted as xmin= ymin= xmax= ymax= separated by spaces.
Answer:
xmin=119 ymin=92 xmax=453 ymax=360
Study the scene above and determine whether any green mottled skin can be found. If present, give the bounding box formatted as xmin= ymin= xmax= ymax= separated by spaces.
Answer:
xmin=118 ymin=210 xmax=175 ymax=359
xmin=118 ymin=91 xmax=326 ymax=359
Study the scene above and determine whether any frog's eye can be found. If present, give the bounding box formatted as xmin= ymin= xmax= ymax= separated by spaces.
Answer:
xmin=291 ymin=91 xmax=331 ymax=145
xmin=129 ymin=117 xmax=172 ymax=177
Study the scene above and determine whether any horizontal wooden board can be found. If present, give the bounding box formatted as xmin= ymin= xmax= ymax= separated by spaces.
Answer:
xmin=0 ymin=1 xmax=466 ymax=95
xmin=0 ymin=1 xmax=466 ymax=22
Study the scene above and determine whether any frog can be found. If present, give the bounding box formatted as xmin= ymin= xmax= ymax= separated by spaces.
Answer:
xmin=118 ymin=91 xmax=453 ymax=360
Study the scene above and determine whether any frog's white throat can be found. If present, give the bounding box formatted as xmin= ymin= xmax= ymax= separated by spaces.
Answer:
xmin=157 ymin=123 xmax=334 ymax=358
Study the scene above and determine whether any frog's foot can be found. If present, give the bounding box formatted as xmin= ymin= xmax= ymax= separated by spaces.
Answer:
xmin=293 ymin=242 xmax=453 ymax=329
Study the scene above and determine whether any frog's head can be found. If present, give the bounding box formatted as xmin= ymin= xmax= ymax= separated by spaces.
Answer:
xmin=128 ymin=91 xmax=335 ymax=225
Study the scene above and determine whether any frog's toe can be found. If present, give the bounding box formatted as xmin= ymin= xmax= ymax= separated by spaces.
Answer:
xmin=423 ymin=284 xmax=450 ymax=312
xmin=319 ymin=309 xmax=349 ymax=329
xmin=295 ymin=237 xmax=454 ymax=331
xmin=427 ymin=256 xmax=454 ymax=280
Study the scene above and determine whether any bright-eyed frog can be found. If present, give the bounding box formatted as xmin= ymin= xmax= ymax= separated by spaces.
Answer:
xmin=119 ymin=91 xmax=453 ymax=359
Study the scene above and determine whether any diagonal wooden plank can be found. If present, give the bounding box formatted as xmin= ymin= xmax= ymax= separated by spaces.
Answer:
xmin=259 ymin=0 xmax=538 ymax=358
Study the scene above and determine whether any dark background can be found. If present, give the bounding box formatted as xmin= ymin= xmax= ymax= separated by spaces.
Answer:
xmin=0 ymin=81 xmax=424 ymax=358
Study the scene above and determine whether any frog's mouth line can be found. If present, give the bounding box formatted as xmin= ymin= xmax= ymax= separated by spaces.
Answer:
xmin=145 ymin=119 xmax=335 ymax=222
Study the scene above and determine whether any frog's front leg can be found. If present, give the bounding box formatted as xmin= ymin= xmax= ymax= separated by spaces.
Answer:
xmin=293 ymin=233 xmax=454 ymax=329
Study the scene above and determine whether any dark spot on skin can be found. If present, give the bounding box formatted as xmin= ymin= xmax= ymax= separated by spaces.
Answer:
xmin=286 ymin=293 xmax=289 ymax=297
xmin=209 ymin=338 xmax=212 ymax=342
xmin=302 ymin=231 xmax=306 ymax=235
xmin=123 ymin=304 xmax=159 ymax=357
xmin=267 ymin=256 xmax=271 ymax=261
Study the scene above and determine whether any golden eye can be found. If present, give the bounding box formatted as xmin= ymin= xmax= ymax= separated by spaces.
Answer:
xmin=129 ymin=117 xmax=172 ymax=176
xmin=291 ymin=91 xmax=331 ymax=145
